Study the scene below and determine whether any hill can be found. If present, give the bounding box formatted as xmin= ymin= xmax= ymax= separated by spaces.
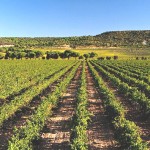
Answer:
xmin=95 ymin=30 xmax=150 ymax=47
xmin=0 ymin=30 xmax=150 ymax=48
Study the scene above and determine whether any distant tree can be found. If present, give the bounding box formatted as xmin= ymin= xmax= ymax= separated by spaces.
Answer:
xmin=71 ymin=52 xmax=80 ymax=59
xmin=46 ymin=52 xmax=59 ymax=59
xmin=24 ymin=49 xmax=32 ymax=53
xmin=35 ymin=51 xmax=43 ymax=59
xmin=59 ymin=52 xmax=66 ymax=59
xmin=28 ymin=52 xmax=36 ymax=59
xmin=98 ymin=57 xmax=105 ymax=60
xmin=52 ymin=52 xmax=59 ymax=59
xmin=9 ymin=52 xmax=17 ymax=60
xmin=89 ymin=52 xmax=98 ymax=58
xmin=114 ymin=56 xmax=118 ymax=60
xmin=79 ymin=55 xmax=84 ymax=59
xmin=4 ymin=51 xmax=10 ymax=59
xmin=106 ymin=56 xmax=111 ymax=60
xmin=46 ymin=52 xmax=50 ymax=59
xmin=16 ymin=52 xmax=26 ymax=59
xmin=83 ymin=53 xmax=90 ymax=60
xmin=64 ymin=50 xmax=73 ymax=59
xmin=141 ymin=57 xmax=147 ymax=60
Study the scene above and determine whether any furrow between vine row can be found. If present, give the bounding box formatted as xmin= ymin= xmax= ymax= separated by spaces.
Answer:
xmin=88 ymin=61 xmax=148 ymax=150
xmin=7 ymin=62 xmax=81 ymax=150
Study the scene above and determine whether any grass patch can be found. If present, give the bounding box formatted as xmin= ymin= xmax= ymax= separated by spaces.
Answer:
xmin=30 ymin=47 xmax=150 ymax=59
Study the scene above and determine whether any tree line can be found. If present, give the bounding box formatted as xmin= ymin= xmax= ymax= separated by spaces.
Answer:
xmin=0 ymin=48 xmax=98 ymax=60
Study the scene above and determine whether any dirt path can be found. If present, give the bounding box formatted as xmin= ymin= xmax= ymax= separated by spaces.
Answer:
xmin=33 ymin=65 xmax=82 ymax=150
xmin=86 ymin=65 xmax=120 ymax=150
xmin=93 ymin=64 xmax=150 ymax=147
xmin=0 ymin=68 xmax=72 ymax=150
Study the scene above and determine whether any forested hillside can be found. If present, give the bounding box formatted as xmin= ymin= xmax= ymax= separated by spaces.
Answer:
xmin=96 ymin=30 xmax=150 ymax=47
xmin=0 ymin=30 xmax=150 ymax=48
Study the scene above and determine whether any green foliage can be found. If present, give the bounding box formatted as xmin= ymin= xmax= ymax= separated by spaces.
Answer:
xmin=71 ymin=61 xmax=91 ymax=150
xmin=0 ymin=54 xmax=4 ymax=59
xmin=93 ymin=60 xmax=150 ymax=114
xmin=0 ymin=60 xmax=77 ymax=126
xmin=114 ymin=117 xmax=148 ymax=150
xmin=0 ymin=30 xmax=150 ymax=48
xmin=83 ymin=53 xmax=89 ymax=60
xmin=89 ymin=52 xmax=98 ymax=58
xmin=46 ymin=51 xmax=59 ymax=59
xmin=79 ymin=55 xmax=84 ymax=59
xmin=88 ymin=61 xmax=148 ymax=149
xmin=8 ymin=62 xmax=81 ymax=149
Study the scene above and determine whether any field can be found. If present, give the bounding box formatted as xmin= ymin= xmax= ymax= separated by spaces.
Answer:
xmin=0 ymin=59 xmax=150 ymax=150
xmin=31 ymin=47 xmax=150 ymax=58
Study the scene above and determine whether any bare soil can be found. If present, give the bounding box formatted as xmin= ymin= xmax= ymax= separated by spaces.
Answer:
xmin=33 ymin=65 xmax=82 ymax=150
xmin=86 ymin=65 xmax=120 ymax=150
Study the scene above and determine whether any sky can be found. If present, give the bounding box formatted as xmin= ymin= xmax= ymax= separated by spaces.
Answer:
xmin=0 ymin=0 xmax=149 ymax=37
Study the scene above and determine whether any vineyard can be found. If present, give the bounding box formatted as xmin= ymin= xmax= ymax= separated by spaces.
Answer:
xmin=0 ymin=59 xmax=150 ymax=150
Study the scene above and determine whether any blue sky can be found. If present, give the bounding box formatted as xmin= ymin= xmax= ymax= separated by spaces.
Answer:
xmin=0 ymin=0 xmax=149 ymax=37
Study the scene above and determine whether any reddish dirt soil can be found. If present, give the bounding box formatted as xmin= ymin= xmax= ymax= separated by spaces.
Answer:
xmin=94 ymin=64 xmax=150 ymax=148
xmin=86 ymin=65 xmax=120 ymax=150
xmin=33 ymin=65 xmax=82 ymax=150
